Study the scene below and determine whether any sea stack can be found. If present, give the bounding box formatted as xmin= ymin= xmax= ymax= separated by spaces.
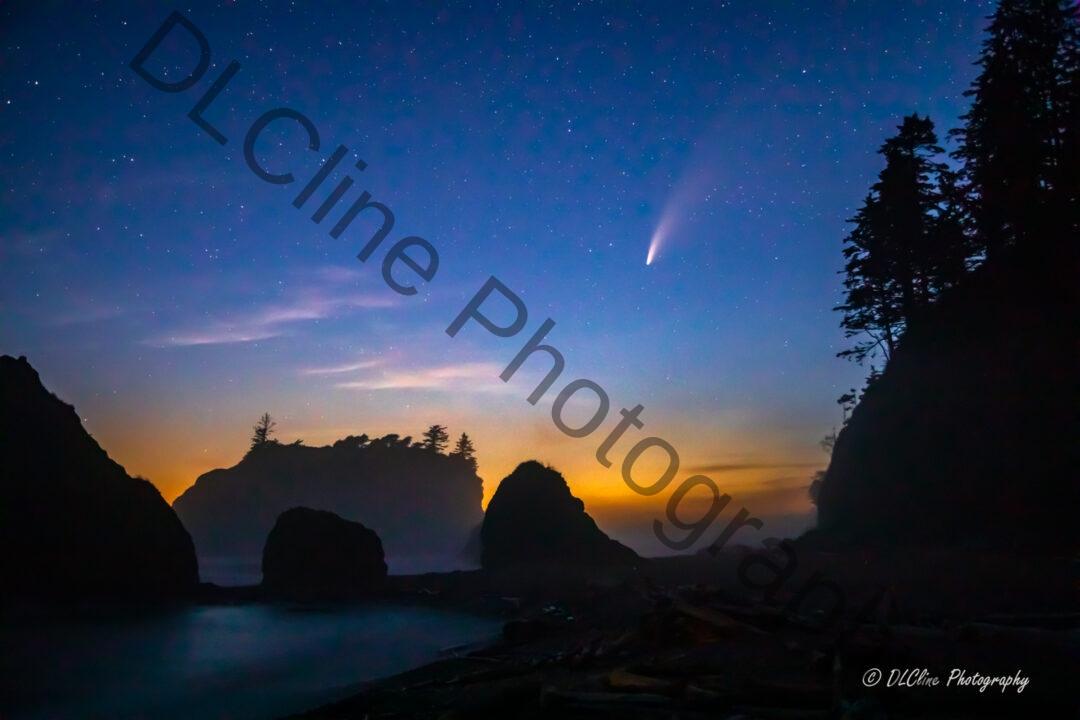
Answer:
xmin=262 ymin=507 xmax=388 ymax=601
xmin=481 ymin=460 xmax=639 ymax=571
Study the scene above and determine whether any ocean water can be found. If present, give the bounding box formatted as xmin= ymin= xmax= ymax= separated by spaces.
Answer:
xmin=1 ymin=603 xmax=501 ymax=720
xmin=198 ymin=555 xmax=479 ymax=586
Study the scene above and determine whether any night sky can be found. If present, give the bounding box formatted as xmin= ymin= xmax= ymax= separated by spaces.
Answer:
xmin=1 ymin=1 xmax=993 ymax=554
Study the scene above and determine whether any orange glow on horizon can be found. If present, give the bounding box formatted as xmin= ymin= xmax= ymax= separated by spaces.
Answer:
xmin=80 ymin=385 xmax=825 ymax=527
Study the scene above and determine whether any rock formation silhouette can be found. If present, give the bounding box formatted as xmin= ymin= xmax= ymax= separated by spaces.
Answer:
xmin=0 ymin=355 xmax=198 ymax=599
xmin=481 ymin=461 xmax=639 ymax=570
xmin=261 ymin=507 xmax=387 ymax=600
xmin=460 ymin=522 xmax=482 ymax=566
xmin=815 ymin=243 xmax=1079 ymax=550
xmin=173 ymin=435 xmax=483 ymax=567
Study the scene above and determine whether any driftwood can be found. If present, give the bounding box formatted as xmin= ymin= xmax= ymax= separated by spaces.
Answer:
xmin=672 ymin=600 xmax=770 ymax=635
xmin=396 ymin=663 xmax=533 ymax=692
xmin=954 ymin=621 xmax=1074 ymax=644
xmin=711 ymin=602 xmax=790 ymax=623
xmin=680 ymin=677 xmax=832 ymax=710
xmin=543 ymin=683 xmax=833 ymax=719
xmin=728 ymin=706 xmax=832 ymax=719
xmin=606 ymin=668 xmax=681 ymax=694
xmin=740 ymin=679 xmax=832 ymax=707
xmin=973 ymin=612 xmax=1080 ymax=629
xmin=540 ymin=687 xmax=674 ymax=707
xmin=459 ymin=654 xmax=506 ymax=663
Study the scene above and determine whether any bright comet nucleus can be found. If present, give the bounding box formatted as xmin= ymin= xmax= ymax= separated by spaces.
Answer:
xmin=646 ymin=215 xmax=671 ymax=266
xmin=646 ymin=131 xmax=726 ymax=267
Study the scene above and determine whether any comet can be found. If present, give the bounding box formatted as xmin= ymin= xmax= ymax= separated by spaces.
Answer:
xmin=646 ymin=175 xmax=700 ymax=266
xmin=645 ymin=145 xmax=718 ymax=266
xmin=646 ymin=214 xmax=672 ymax=266
xmin=645 ymin=127 xmax=729 ymax=266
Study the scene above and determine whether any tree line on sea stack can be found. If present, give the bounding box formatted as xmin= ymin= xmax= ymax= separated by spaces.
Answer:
xmin=249 ymin=413 xmax=479 ymax=470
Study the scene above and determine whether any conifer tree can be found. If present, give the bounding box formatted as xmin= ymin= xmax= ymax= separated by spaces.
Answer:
xmin=836 ymin=194 xmax=902 ymax=364
xmin=250 ymin=412 xmax=277 ymax=451
xmin=421 ymin=424 xmax=449 ymax=453
xmin=450 ymin=432 xmax=478 ymax=470
xmin=928 ymin=167 xmax=975 ymax=292
xmin=836 ymin=114 xmax=959 ymax=364
xmin=951 ymin=0 xmax=1080 ymax=255
xmin=871 ymin=114 xmax=945 ymax=317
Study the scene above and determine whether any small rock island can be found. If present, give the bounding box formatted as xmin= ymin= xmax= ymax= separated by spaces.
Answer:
xmin=262 ymin=507 xmax=388 ymax=601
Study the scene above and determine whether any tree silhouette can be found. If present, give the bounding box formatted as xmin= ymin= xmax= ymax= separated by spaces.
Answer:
xmin=876 ymin=114 xmax=946 ymax=317
xmin=422 ymin=424 xmax=449 ymax=453
xmin=836 ymin=114 xmax=969 ymax=364
xmin=450 ymin=432 xmax=478 ymax=470
xmin=250 ymin=412 xmax=277 ymax=452
xmin=928 ymin=167 xmax=976 ymax=291
xmin=333 ymin=434 xmax=370 ymax=449
xmin=809 ymin=427 xmax=839 ymax=508
xmin=951 ymin=0 xmax=1080 ymax=256
xmin=836 ymin=193 xmax=904 ymax=364
xmin=808 ymin=470 xmax=826 ymax=508
xmin=817 ymin=1 xmax=1080 ymax=550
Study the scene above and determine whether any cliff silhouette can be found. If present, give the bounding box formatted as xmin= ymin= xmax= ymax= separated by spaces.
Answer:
xmin=815 ymin=242 xmax=1079 ymax=550
xmin=0 ymin=355 xmax=198 ymax=599
xmin=481 ymin=461 xmax=639 ymax=570
xmin=173 ymin=435 xmax=483 ymax=565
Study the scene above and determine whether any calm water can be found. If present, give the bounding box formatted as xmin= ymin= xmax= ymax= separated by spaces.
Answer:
xmin=1 ymin=603 xmax=501 ymax=720
xmin=198 ymin=555 xmax=479 ymax=585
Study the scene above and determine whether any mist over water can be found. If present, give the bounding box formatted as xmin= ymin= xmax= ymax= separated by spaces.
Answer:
xmin=199 ymin=554 xmax=478 ymax=586
xmin=1 ymin=604 xmax=500 ymax=720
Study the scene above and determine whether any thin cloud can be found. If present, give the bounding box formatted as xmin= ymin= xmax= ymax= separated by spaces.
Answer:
xmin=310 ymin=265 xmax=362 ymax=284
xmin=149 ymin=293 xmax=397 ymax=348
xmin=301 ymin=359 xmax=382 ymax=375
xmin=688 ymin=461 xmax=822 ymax=474
xmin=156 ymin=327 xmax=283 ymax=347
xmin=336 ymin=363 xmax=507 ymax=392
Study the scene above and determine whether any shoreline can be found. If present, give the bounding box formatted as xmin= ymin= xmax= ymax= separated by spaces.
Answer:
xmin=284 ymin=549 xmax=1080 ymax=719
